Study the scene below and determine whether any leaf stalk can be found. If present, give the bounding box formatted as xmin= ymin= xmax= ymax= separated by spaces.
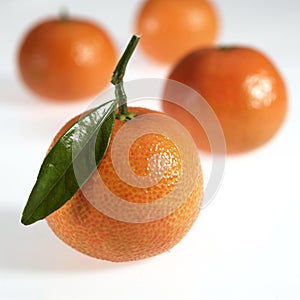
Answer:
xmin=111 ymin=34 xmax=140 ymax=120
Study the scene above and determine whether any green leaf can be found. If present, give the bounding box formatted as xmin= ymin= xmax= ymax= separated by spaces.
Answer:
xmin=21 ymin=99 xmax=118 ymax=225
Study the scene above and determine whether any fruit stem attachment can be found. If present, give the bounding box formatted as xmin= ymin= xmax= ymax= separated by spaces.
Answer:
xmin=111 ymin=34 xmax=140 ymax=121
xmin=59 ymin=7 xmax=69 ymax=22
xmin=219 ymin=45 xmax=232 ymax=51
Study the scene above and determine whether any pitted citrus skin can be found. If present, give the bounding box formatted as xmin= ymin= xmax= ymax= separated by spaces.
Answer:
xmin=46 ymin=107 xmax=203 ymax=262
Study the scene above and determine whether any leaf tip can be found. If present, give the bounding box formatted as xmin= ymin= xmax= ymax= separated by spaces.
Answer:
xmin=21 ymin=214 xmax=32 ymax=226
xmin=21 ymin=207 xmax=38 ymax=226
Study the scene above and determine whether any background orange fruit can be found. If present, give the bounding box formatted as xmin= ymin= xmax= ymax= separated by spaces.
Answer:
xmin=18 ymin=16 xmax=117 ymax=101
xmin=46 ymin=107 xmax=203 ymax=262
xmin=135 ymin=0 xmax=218 ymax=64
xmin=164 ymin=46 xmax=287 ymax=153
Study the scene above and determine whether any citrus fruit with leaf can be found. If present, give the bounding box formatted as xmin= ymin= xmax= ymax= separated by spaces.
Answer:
xmin=164 ymin=46 xmax=287 ymax=153
xmin=135 ymin=0 xmax=219 ymax=64
xmin=21 ymin=36 xmax=203 ymax=262
xmin=18 ymin=14 xmax=117 ymax=101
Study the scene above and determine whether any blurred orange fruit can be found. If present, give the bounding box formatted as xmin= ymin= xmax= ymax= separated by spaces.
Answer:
xmin=135 ymin=0 xmax=219 ymax=64
xmin=18 ymin=16 xmax=117 ymax=101
xmin=164 ymin=46 xmax=287 ymax=153
xmin=46 ymin=107 xmax=203 ymax=262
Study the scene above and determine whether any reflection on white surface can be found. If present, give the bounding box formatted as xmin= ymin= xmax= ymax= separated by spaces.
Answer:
xmin=0 ymin=0 xmax=300 ymax=299
xmin=0 ymin=209 xmax=118 ymax=272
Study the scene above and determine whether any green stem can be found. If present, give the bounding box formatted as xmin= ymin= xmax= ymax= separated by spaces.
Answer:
xmin=115 ymin=81 xmax=128 ymax=116
xmin=59 ymin=7 xmax=69 ymax=22
xmin=219 ymin=45 xmax=232 ymax=51
xmin=111 ymin=34 xmax=140 ymax=120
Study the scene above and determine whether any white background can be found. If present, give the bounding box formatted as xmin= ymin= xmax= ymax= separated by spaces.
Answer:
xmin=0 ymin=0 xmax=300 ymax=299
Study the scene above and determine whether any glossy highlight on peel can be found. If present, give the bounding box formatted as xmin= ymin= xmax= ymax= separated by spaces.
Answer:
xmin=18 ymin=17 xmax=117 ymax=101
xmin=80 ymin=112 xmax=201 ymax=223
xmin=166 ymin=46 xmax=287 ymax=153
xmin=46 ymin=107 xmax=203 ymax=261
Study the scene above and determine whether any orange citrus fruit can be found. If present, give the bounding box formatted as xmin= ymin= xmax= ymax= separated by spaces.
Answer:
xmin=18 ymin=16 xmax=117 ymax=101
xmin=46 ymin=107 xmax=203 ymax=262
xmin=165 ymin=46 xmax=288 ymax=153
xmin=135 ymin=0 xmax=219 ymax=64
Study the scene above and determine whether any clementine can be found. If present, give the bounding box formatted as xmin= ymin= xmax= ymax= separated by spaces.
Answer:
xmin=18 ymin=16 xmax=117 ymax=101
xmin=46 ymin=107 xmax=203 ymax=262
xmin=165 ymin=46 xmax=287 ymax=153
xmin=135 ymin=0 xmax=219 ymax=64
